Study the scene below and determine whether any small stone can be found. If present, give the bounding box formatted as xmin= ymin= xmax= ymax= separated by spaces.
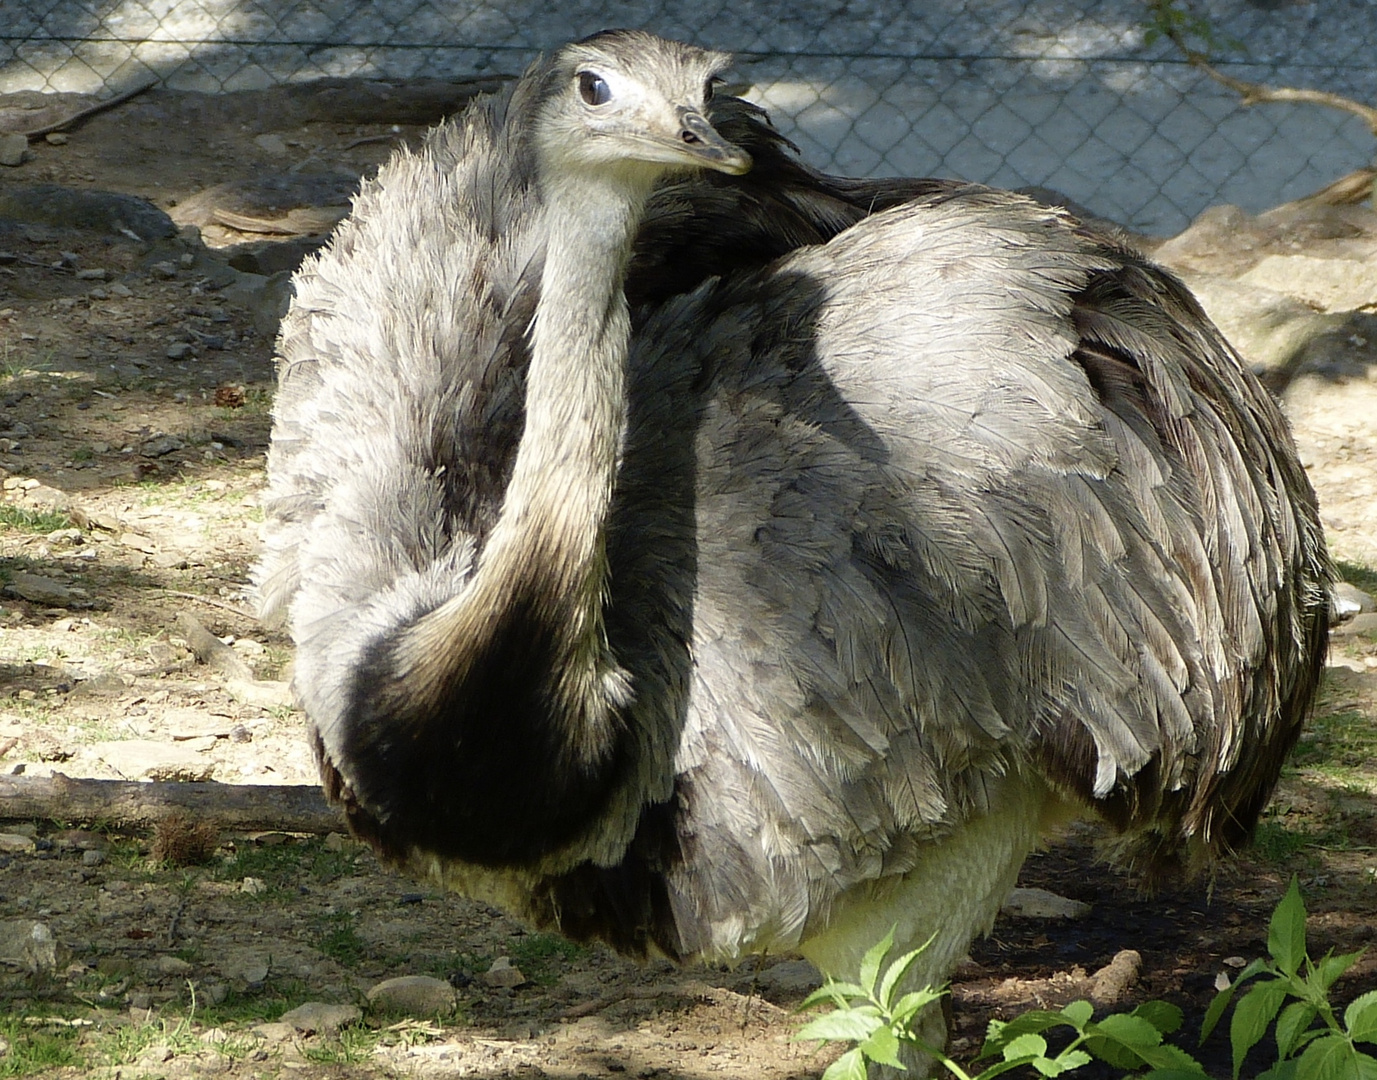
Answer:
xmin=483 ymin=956 xmax=527 ymax=988
xmin=1332 ymin=582 xmax=1376 ymax=620
xmin=366 ymin=974 xmax=457 ymax=1017
xmin=0 ymin=134 xmax=28 ymax=167
xmin=110 ymin=282 xmax=133 ymax=297
xmin=240 ymin=877 xmax=267 ymax=896
xmin=82 ymin=849 xmax=105 ymax=867
xmin=750 ymin=958 xmax=822 ymax=998
xmin=76 ymin=268 xmax=107 ymax=280
xmin=224 ymin=956 xmax=270 ymax=987
xmin=279 ymin=1001 xmax=362 ymax=1035
xmin=53 ymin=829 xmax=105 ymax=852
xmin=128 ymin=992 xmax=154 ymax=1011
xmin=1001 ymin=887 xmax=1092 ymax=919
xmin=44 ymin=132 xmax=68 ymax=146
xmin=142 ymin=433 xmax=186 ymax=456
xmin=0 ymin=834 xmax=36 ymax=853
xmin=251 ymin=1021 xmax=296 ymax=1044
xmin=0 ymin=920 xmax=59 ymax=972
xmin=91 ymin=739 xmax=215 ymax=782
xmin=154 ymin=954 xmax=193 ymax=976
xmin=1332 ymin=612 xmax=1377 ymax=638
xmin=3 ymin=572 xmax=73 ymax=606
xmin=165 ymin=343 xmax=194 ymax=361
xmin=119 ymin=532 xmax=158 ymax=553
xmin=149 ymin=261 xmax=178 ymax=279
xmin=203 ymin=981 xmax=229 ymax=1005
xmin=253 ymin=133 xmax=289 ymax=155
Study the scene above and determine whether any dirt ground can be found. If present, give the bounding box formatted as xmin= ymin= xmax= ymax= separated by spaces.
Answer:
xmin=1 ymin=81 xmax=1376 ymax=1080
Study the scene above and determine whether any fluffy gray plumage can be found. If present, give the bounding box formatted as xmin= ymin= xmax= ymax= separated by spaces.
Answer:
xmin=258 ymin=28 xmax=1329 ymax=1041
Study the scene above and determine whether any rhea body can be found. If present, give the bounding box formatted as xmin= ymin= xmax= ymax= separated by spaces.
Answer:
xmin=259 ymin=28 xmax=1329 ymax=1024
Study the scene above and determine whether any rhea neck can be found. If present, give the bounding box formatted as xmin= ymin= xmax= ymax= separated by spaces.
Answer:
xmin=394 ymin=155 xmax=658 ymax=720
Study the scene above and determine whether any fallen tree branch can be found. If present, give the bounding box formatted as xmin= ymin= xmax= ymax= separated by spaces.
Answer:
xmin=19 ymin=77 xmax=159 ymax=139
xmin=1186 ymin=53 xmax=1377 ymax=136
xmin=1145 ymin=0 xmax=1377 ymax=136
xmin=0 ymin=772 xmax=340 ymax=832
xmin=175 ymin=612 xmax=254 ymax=681
xmin=156 ymin=590 xmax=256 ymax=620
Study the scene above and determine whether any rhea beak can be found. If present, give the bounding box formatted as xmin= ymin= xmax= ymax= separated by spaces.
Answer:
xmin=675 ymin=107 xmax=752 ymax=175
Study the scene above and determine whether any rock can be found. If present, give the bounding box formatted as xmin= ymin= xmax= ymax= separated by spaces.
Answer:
xmin=21 ymin=483 xmax=70 ymax=511
xmin=202 ymin=981 xmax=229 ymax=1005
xmin=3 ymin=572 xmax=74 ymax=606
xmin=222 ymin=955 xmax=270 ymax=988
xmin=69 ymin=672 xmax=130 ymax=698
xmin=141 ymin=434 xmax=186 ymax=456
xmin=53 ymin=829 xmax=106 ymax=851
xmin=0 ymin=920 xmax=59 ymax=973
xmin=0 ymin=833 xmax=36 ymax=853
xmin=279 ymin=1001 xmax=362 ymax=1035
xmin=483 ymin=956 xmax=526 ymax=988
xmin=1332 ymin=612 xmax=1377 ymax=638
xmin=149 ymin=260 xmax=178 ymax=279
xmin=1153 ymin=205 xmax=1274 ymax=278
xmin=0 ymin=184 xmax=177 ymax=240
xmin=253 ymin=133 xmax=289 ymax=155
xmin=1001 ymin=887 xmax=1092 ymax=919
xmin=119 ymin=531 xmax=158 ymax=554
xmin=366 ymin=974 xmax=457 ymax=1017
xmin=1175 ymin=271 xmax=1344 ymax=380
xmin=221 ymin=268 xmax=293 ymax=338
xmin=750 ymin=958 xmax=823 ymax=998
xmin=1289 ymin=311 xmax=1377 ymax=383
xmin=1241 ymin=254 xmax=1377 ymax=313
xmin=240 ymin=877 xmax=267 ymax=895
xmin=89 ymin=739 xmax=215 ymax=781
xmin=250 ymin=1021 xmax=297 ymax=1045
xmin=0 ymin=134 xmax=29 ymax=167
xmin=82 ymin=849 xmax=105 ymax=867
xmin=226 ymin=677 xmax=294 ymax=710
xmin=154 ymin=954 xmax=193 ymax=976
xmin=164 ymin=343 xmax=194 ymax=361
xmin=1333 ymin=582 xmax=1376 ymax=619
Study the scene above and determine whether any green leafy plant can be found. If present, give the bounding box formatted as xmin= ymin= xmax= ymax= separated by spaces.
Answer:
xmin=799 ymin=879 xmax=1373 ymax=1080
xmin=796 ymin=930 xmax=1206 ymax=1080
xmin=1201 ymin=876 xmax=1376 ymax=1080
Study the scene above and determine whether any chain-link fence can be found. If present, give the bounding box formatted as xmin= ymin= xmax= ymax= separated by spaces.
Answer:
xmin=2 ymin=0 xmax=1374 ymax=234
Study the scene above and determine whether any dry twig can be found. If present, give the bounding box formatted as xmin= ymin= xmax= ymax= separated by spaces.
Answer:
xmin=18 ymin=77 xmax=159 ymax=139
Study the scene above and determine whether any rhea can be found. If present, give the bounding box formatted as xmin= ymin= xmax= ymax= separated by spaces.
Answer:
xmin=258 ymin=28 xmax=1329 ymax=1069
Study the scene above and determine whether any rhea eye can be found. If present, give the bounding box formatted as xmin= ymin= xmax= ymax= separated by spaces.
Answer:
xmin=578 ymin=71 xmax=611 ymax=106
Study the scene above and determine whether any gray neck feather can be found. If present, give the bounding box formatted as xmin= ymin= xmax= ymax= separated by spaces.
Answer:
xmin=394 ymin=167 xmax=649 ymax=719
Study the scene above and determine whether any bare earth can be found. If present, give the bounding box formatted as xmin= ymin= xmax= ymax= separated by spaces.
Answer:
xmin=1 ymin=82 xmax=1376 ymax=1079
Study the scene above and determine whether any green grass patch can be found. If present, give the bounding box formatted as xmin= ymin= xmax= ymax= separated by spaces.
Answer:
xmin=301 ymin=1023 xmax=380 ymax=1064
xmin=0 ymin=505 xmax=72 ymax=533
xmin=1335 ymin=559 xmax=1377 ymax=598
xmin=313 ymin=911 xmax=369 ymax=968
xmin=508 ymin=932 xmax=587 ymax=986
xmin=196 ymin=981 xmax=313 ymax=1029
xmin=1289 ymin=707 xmax=1377 ymax=788
xmin=1250 ymin=820 xmax=1315 ymax=863
xmin=214 ymin=837 xmax=361 ymax=895
xmin=0 ymin=1012 xmax=84 ymax=1077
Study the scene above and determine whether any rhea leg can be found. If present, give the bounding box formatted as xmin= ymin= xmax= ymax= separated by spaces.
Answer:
xmin=798 ymin=772 xmax=1067 ymax=1077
